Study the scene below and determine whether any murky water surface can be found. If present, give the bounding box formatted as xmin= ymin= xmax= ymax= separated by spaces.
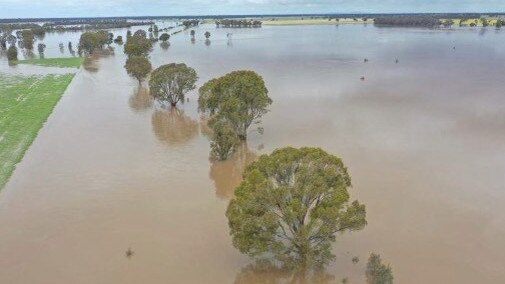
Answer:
xmin=1 ymin=24 xmax=505 ymax=283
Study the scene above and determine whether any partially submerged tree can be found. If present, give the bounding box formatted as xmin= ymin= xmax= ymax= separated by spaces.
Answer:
xmin=124 ymin=34 xmax=153 ymax=57
xmin=149 ymin=63 xmax=198 ymax=107
xmin=78 ymin=30 xmax=109 ymax=54
xmin=7 ymin=45 xmax=18 ymax=61
xmin=21 ymin=29 xmax=35 ymax=49
xmin=159 ymin=33 xmax=170 ymax=42
xmin=366 ymin=253 xmax=394 ymax=284
xmin=37 ymin=43 xmax=46 ymax=57
xmin=198 ymin=70 xmax=272 ymax=140
xmin=125 ymin=55 xmax=152 ymax=84
xmin=190 ymin=29 xmax=196 ymax=38
xmin=210 ymin=119 xmax=239 ymax=161
xmin=133 ymin=29 xmax=147 ymax=38
xmin=204 ymin=31 xmax=211 ymax=39
xmin=226 ymin=147 xmax=367 ymax=270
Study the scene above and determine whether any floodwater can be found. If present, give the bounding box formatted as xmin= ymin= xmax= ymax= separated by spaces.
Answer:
xmin=1 ymin=23 xmax=505 ymax=283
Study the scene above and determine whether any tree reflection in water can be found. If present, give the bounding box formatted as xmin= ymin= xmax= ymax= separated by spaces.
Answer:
xmin=129 ymin=85 xmax=153 ymax=112
xmin=234 ymin=261 xmax=335 ymax=284
xmin=160 ymin=41 xmax=170 ymax=50
xmin=151 ymin=107 xmax=199 ymax=146
xmin=209 ymin=142 xmax=256 ymax=199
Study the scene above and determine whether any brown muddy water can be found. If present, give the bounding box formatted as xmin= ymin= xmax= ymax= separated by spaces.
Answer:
xmin=1 ymin=24 xmax=505 ymax=283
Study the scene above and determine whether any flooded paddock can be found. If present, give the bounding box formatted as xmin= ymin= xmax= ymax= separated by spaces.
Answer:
xmin=1 ymin=24 xmax=505 ymax=283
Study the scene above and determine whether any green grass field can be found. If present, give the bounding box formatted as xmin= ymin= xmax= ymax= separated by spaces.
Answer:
xmin=0 ymin=73 xmax=75 ymax=189
xmin=16 ymin=57 xmax=84 ymax=68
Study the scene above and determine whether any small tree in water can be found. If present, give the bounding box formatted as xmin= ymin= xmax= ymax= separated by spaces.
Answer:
xmin=7 ymin=45 xmax=18 ymax=61
xmin=366 ymin=253 xmax=393 ymax=284
xmin=226 ymin=147 xmax=367 ymax=270
xmin=204 ymin=31 xmax=211 ymax=39
xmin=198 ymin=70 xmax=272 ymax=140
xmin=124 ymin=34 xmax=153 ymax=57
xmin=125 ymin=56 xmax=152 ymax=84
xmin=149 ymin=63 xmax=198 ymax=107
xmin=209 ymin=119 xmax=239 ymax=160
xmin=159 ymin=33 xmax=170 ymax=42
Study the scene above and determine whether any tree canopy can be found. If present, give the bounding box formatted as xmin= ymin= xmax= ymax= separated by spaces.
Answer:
xmin=226 ymin=147 xmax=367 ymax=269
xmin=78 ymin=30 xmax=108 ymax=54
xmin=7 ymin=45 xmax=17 ymax=61
xmin=366 ymin=253 xmax=394 ymax=284
xmin=124 ymin=34 xmax=153 ymax=57
xmin=125 ymin=55 xmax=152 ymax=83
xmin=210 ymin=119 xmax=239 ymax=161
xmin=198 ymin=70 xmax=272 ymax=140
xmin=149 ymin=63 xmax=198 ymax=107
xmin=21 ymin=29 xmax=35 ymax=49
xmin=159 ymin=33 xmax=170 ymax=42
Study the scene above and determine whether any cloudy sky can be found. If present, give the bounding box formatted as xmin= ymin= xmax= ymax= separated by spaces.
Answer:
xmin=0 ymin=0 xmax=504 ymax=18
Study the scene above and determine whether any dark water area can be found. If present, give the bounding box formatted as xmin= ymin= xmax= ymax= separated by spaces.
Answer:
xmin=0 ymin=23 xmax=505 ymax=283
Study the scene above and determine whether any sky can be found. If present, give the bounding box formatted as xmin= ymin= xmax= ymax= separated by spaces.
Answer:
xmin=0 ymin=0 xmax=504 ymax=18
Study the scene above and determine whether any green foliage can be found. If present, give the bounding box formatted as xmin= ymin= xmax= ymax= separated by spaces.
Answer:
xmin=226 ymin=147 xmax=367 ymax=270
xmin=37 ymin=43 xmax=46 ymax=54
xmin=124 ymin=56 xmax=152 ymax=83
xmin=198 ymin=70 xmax=272 ymax=140
xmin=31 ymin=26 xmax=45 ymax=37
xmin=442 ymin=19 xmax=454 ymax=27
xmin=21 ymin=29 xmax=35 ymax=49
xmin=481 ymin=18 xmax=489 ymax=27
xmin=366 ymin=253 xmax=394 ymax=284
xmin=133 ymin=29 xmax=147 ymax=38
xmin=0 ymin=73 xmax=75 ymax=189
xmin=496 ymin=20 xmax=504 ymax=28
xmin=149 ymin=63 xmax=198 ymax=107
xmin=124 ymin=34 xmax=153 ymax=57
xmin=78 ymin=30 xmax=109 ymax=54
xmin=159 ymin=33 xmax=170 ymax=42
xmin=210 ymin=120 xmax=239 ymax=160
xmin=7 ymin=45 xmax=17 ymax=61
xmin=16 ymin=57 xmax=84 ymax=68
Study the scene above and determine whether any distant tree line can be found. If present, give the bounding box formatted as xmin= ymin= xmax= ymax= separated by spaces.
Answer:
xmin=374 ymin=15 xmax=441 ymax=27
xmin=0 ymin=20 xmax=153 ymax=33
xmin=182 ymin=20 xmax=200 ymax=28
xmin=216 ymin=19 xmax=262 ymax=28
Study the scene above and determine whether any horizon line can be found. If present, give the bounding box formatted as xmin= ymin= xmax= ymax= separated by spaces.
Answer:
xmin=1 ymin=12 xmax=505 ymax=21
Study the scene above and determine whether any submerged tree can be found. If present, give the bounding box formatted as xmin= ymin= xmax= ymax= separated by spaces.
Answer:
xmin=149 ymin=63 xmax=198 ymax=107
xmin=7 ymin=44 xmax=18 ymax=61
xmin=78 ymin=30 xmax=109 ymax=54
xmin=209 ymin=119 xmax=239 ymax=161
xmin=124 ymin=34 xmax=153 ymax=57
xmin=204 ymin=31 xmax=211 ymax=39
xmin=366 ymin=253 xmax=394 ymax=284
xmin=198 ymin=70 xmax=272 ymax=140
xmin=124 ymin=55 xmax=152 ymax=84
xmin=37 ymin=43 xmax=46 ymax=57
xmin=21 ymin=29 xmax=35 ymax=50
xmin=159 ymin=33 xmax=170 ymax=42
xmin=190 ymin=29 xmax=196 ymax=38
xmin=133 ymin=29 xmax=147 ymax=38
xmin=226 ymin=147 xmax=367 ymax=270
